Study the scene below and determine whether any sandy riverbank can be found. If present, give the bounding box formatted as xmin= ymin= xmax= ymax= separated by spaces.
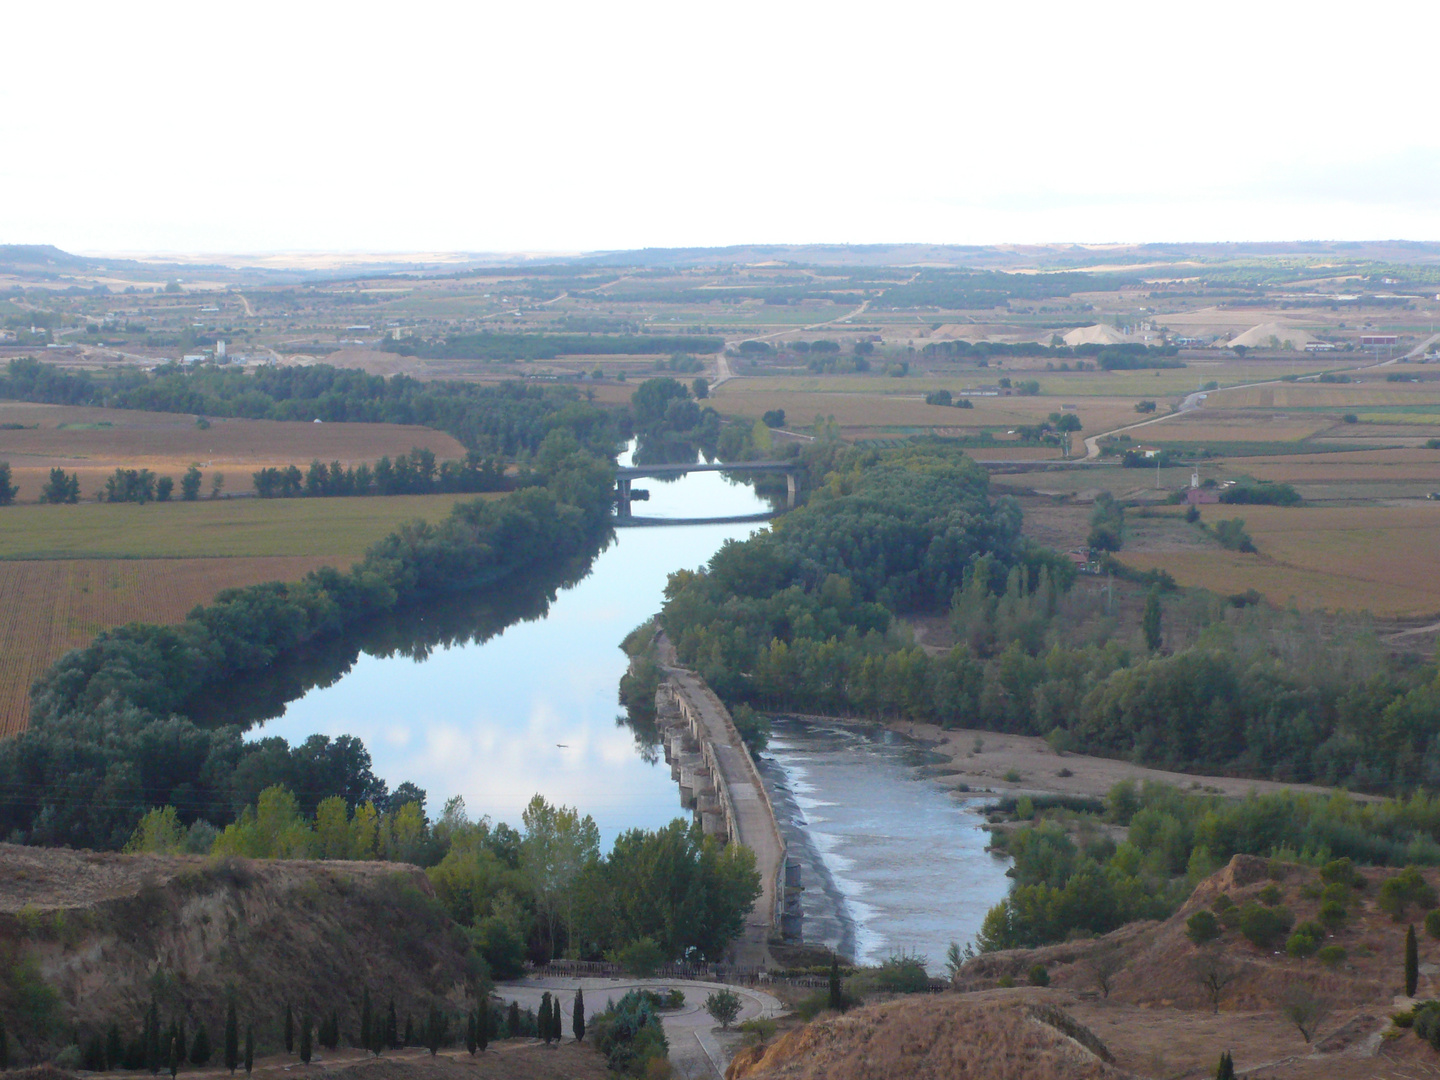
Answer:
xmin=799 ymin=718 xmax=1360 ymax=803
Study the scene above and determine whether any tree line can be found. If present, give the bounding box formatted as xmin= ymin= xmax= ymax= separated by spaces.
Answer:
xmin=252 ymin=449 xmax=504 ymax=499
xmin=383 ymin=332 xmax=722 ymax=362
xmin=0 ymin=357 xmax=621 ymax=458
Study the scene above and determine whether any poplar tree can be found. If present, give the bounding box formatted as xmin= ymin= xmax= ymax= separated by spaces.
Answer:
xmin=476 ymin=1005 xmax=488 ymax=1053
xmin=539 ymin=993 xmax=552 ymax=1044
xmin=403 ymin=1015 xmax=414 ymax=1048
xmin=425 ymin=1006 xmax=443 ymax=1056
xmin=107 ymin=1022 xmax=124 ymax=1069
xmin=573 ymin=988 xmax=585 ymax=1042
xmin=224 ymin=1000 xmax=240 ymax=1073
xmin=299 ymin=1017 xmax=312 ymax=1065
xmin=1407 ymin=924 xmax=1420 ymax=997
xmin=827 ymin=957 xmax=844 ymax=1013
xmin=190 ymin=1022 xmax=211 ymax=1066
xmin=146 ymin=1001 xmax=161 ymax=1075
xmin=243 ymin=1027 xmax=253 ymax=1076
xmin=465 ymin=1009 xmax=477 ymax=1055
xmin=284 ymin=1004 xmax=294 ymax=1055
xmin=169 ymin=1037 xmax=179 ymax=1079
xmin=507 ymin=1001 xmax=520 ymax=1039
xmin=386 ymin=1001 xmax=398 ymax=1050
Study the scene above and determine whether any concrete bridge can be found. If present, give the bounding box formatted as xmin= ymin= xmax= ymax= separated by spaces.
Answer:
xmin=651 ymin=634 xmax=801 ymax=965
xmin=615 ymin=460 xmax=799 ymax=517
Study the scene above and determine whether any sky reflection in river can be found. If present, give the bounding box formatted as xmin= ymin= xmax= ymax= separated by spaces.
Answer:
xmin=254 ymin=456 xmax=770 ymax=845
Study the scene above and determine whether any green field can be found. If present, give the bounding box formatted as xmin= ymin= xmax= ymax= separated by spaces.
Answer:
xmin=0 ymin=494 xmax=492 ymax=560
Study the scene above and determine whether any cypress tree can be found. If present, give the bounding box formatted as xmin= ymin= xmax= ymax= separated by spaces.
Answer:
xmin=1214 ymin=1050 xmax=1235 ymax=1080
xmin=107 ymin=1022 xmax=124 ymax=1069
xmin=476 ymin=1005 xmax=488 ymax=1053
xmin=190 ymin=1023 xmax=211 ymax=1066
xmin=827 ymin=957 xmax=844 ymax=1013
xmin=176 ymin=1019 xmax=186 ymax=1068
xmin=284 ymin=1004 xmax=294 ymax=1055
xmin=425 ymin=1006 xmax=442 ymax=1056
xmin=146 ymin=1001 xmax=161 ymax=1075
xmin=403 ymin=1015 xmax=414 ymax=1048
xmin=1407 ymin=924 xmax=1420 ymax=997
xmin=169 ymin=1036 xmax=179 ymax=1079
xmin=299 ymin=1017 xmax=312 ymax=1065
xmin=0 ymin=1014 xmax=7 ymax=1070
xmin=539 ymin=993 xmax=552 ymax=1044
xmin=243 ymin=1026 xmax=253 ymax=1076
xmin=386 ymin=1001 xmax=398 ymax=1050
xmin=224 ymin=999 xmax=240 ymax=1074
xmin=573 ymin=987 xmax=585 ymax=1042
xmin=466 ymin=1009 xmax=477 ymax=1055
xmin=361 ymin=988 xmax=373 ymax=1056
xmin=507 ymin=1001 xmax=520 ymax=1039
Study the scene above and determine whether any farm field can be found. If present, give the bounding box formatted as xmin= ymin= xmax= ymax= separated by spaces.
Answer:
xmin=0 ymin=402 xmax=466 ymax=501
xmin=0 ymin=493 xmax=491 ymax=559
xmin=0 ymin=555 xmax=337 ymax=735
xmin=1119 ymin=504 xmax=1440 ymax=617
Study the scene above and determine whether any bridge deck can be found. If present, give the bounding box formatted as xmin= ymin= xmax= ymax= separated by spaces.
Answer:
xmin=616 ymin=460 xmax=794 ymax=478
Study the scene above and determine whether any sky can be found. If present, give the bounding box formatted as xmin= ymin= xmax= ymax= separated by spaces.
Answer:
xmin=4 ymin=0 xmax=1439 ymax=255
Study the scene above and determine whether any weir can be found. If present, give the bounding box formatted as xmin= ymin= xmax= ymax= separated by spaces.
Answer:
xmin=652 ymin=634 xmax=801 ymax=965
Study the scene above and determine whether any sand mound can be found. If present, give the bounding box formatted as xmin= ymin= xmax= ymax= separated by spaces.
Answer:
xmin=1227 ymin=321 xmax=1318 ymax=350
xmin=1063 ymin=324 xmax=1131 ymax=347
xmin=726 ymin=994 xmax=1126 ymax=1080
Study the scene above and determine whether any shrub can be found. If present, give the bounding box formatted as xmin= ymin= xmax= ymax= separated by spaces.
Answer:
xmin=1379 ymin=867 xmax=1438 ymax=921
xmin=874 ymin=954 xmax=932 ymax=994
xmin=1187 ymin=910 xmax=1221 ymax=945
xmin=1321 ymin=858 xmax=1364 ymax=889
xmin=1317 ymin=945 xmax=1346 ymax=968
xmin=1258 ymin=884 xmax=1282 ymax=906
xmin=1211 ymin=893 xmax=1235 ymax=913
xmin=1239 ymin=902 xmax=1293 ymax=948
xmin=1286 ymin=921 xmax=1325 ymax=958
xmin=1320 ymin=900 xmax=1348 ymax=928
xmin=997 ymin=974 xmax=1016 ymax=989
xmin=704 ymin=990 xmax=742 ymax=1030
xmin=590 ymin=990 xmax=669 ymax=1077
xmin=736 ymin=1018 xmax=776 ymax=1045
xmin=1427 ymin=910 xmax=1440 ymax=940
xmin=1027 ymin=964 xmax=1050 ymax=987
xmin=615 ymin=937 xmax=666 ymax=978
xmin=1003 ymin=769 xmax=1022 ymax=783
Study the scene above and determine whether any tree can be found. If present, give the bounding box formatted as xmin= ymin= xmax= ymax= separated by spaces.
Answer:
xmin=190 ymin=1022 xmax=211 ymax=1065
xmin=0 ymin=1014 xmax=7 ymax=1070
xmin=554 ymin=996 xmax=565 ymax=1041
xmin=477 ymin=1003 xmax=488 ymax=1052
xmin=40 ymin=466 xmax=80 ymax=503
xmin=1053 ymin=412 xmax=1082 ymax=458
xmin=520 ymin=795 xmax=600 ymax=959
xmin=428 ymin=1006 xmax=448 ymax=1055
xmin=361 ymin=988 xmax=373 ymax=1055
xmin=146 ymin=1000 xmax=161 ymax=1075
xmin=1280 ymin=983 xmax=1330 ymax=1043
xmin=225 ymin=999 xmax=239 ymax=1073
xmin=403 ymin=1015 xmax=414 ymax=1047
xmin=1143 ymin=589 xmax=1163 ymax=652
xmin=1214 ymin=1050 xmax=1235 ymax=1079
xmin=284 ymin=1004 xmax=293 ymax=1054
xmin=299 ymin=1018 xmax=311 ymax=1065
xmin=507 ymin=1001 xmax=520 ymax=1039
xmin=1193 ymin=951 xmax=1239 ymax=1015
xmin=387 ymin=1001 xmax=398 ymax=1049
xmin=827 ymin=957 xmax=844 ymax=1012
xmin=540 ymin=992 xmax=553 ymax=1044
xmin=705 ymin=990 xmax=742 ymax=1031
xmin=108 ymin=1022 xmax=124 ymax=1069
xmin=1092 ymin=950 xmax=1124 ymax=999
xmin=210 ymin=472 xmax=225 ymax=500
xmin=156 ymin=476 xmax=174 ymax=501
xmin=1135 ymin=400 xmax=1157 ymax=414
xmin=572 ymin=987 xmax=585 ymax=1043
xmin=692 ymin=378 xmax=708 ymax=400
xmin=181 ymin=465 xmax=202 ymax=501
xmin=0 ymin=462 xmax=17 ymax=505
xmin=1407 ymin=923 xmax=1420 ymax=996
xmin=466 ymin=1008 xmax=477 ymax=1055
xmin=169 ymin=1036 xmax=179 ymax=1079
xmin=243 ymin=1027 xmax=253 ymax=1076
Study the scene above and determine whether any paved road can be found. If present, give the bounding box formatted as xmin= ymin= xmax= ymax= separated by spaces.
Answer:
xmin=494 ymin=976 xmax=784 ymax=1080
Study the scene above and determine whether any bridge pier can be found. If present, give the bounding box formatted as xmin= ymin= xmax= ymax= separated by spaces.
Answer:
xmin=615 ymin=477 xmax=632 ymax=517
xmin=786 ymin=471 xmax=796 ymax=509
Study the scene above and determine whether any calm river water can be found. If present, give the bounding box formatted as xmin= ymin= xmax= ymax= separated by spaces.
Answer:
xmin=255 ymin=447 xmax=1012 ymax=958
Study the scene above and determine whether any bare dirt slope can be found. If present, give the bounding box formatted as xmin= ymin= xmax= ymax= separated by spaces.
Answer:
xmin=0 ymin=846 xmax=475 ymax=1062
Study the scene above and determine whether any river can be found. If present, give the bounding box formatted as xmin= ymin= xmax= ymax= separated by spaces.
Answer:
xmin=254 ymin=447 xmax=1011 ymax=960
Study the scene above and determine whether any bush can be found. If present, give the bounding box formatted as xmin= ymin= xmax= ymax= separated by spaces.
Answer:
xmin=1321 ymin=858 xmax=1364 ymax=889
xmin=874 ymin=954 xmax=932 ymax=994
xmin=1239 ymin=902 xmax=1293 ymax=948
xmin=1320 ymin=900 xmax=1348 ymax=928
xmin=1211 ymin=893 xmax=1234 ymax=913
xmin=1027 ymin=964 xmax=1050 ymax=987
xmin=590 ymin=990 xmax=670 ymax=1077
xmin=1317 ymin=945 xmax=1346 ymax=968
xmin=1214 ymin=518 xmax=1256 ymax=552
xmin=1286 ymin=921 xmax=1325 ymax=958
xmin=1186 ymin=909 xmax=1220 ymax=945
xmin=1426 ymin=910 xmax=1440 ymax=940
xmin=1258 ymin=884 xmax=1282 ymax=906
xmin=615 ymin=937 xmax=666 ymax=978
xmin=704 ymin=990 xmax=742 ymax=1030
xmin=736 ymin=1018 xmax=776 ymax=1045
xmin=1379 ymin=867 xmax=1438 ymax=921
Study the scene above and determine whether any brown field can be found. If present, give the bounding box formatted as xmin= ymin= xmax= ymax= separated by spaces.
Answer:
xmin=1119 ymin=504 xmax=1440 ymax=616
xmin=0 ymin=402 xmax=465 ymax=501
xmin=0 ymin=556 xmax=338 ymax=735
xmin=1140 ymin=413 xmax=1336 ymax=444
xmin=1208 ymin=384 xmax=1440 ymax=409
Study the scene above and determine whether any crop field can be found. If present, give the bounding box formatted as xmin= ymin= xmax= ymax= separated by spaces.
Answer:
xmin=1207 ymin=385 xmax=1440 ymax=409
xmin=1139 ymin=414 xmax=1337 ymax=444
xmin=0 ymin=403 xmax=466 ymax=500
xmin=1119 ymin=504 xmax=1440 ymax=617
xmin=0 ymin=493 xmax=490 ymax=560
xmin=0 ymin=555 xmax=337 ymax=735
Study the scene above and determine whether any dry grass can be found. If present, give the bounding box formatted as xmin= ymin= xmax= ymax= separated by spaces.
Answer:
xmin=1141 ymin=414 xmax=1335 ymax=444
xmin=1208 ymin=384 xmax=1440 ymax=409
xmin=0 ymin=556 xmax=339 ymax=734
xmin=1117 ymin=504 xmax=1440 ymax=616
